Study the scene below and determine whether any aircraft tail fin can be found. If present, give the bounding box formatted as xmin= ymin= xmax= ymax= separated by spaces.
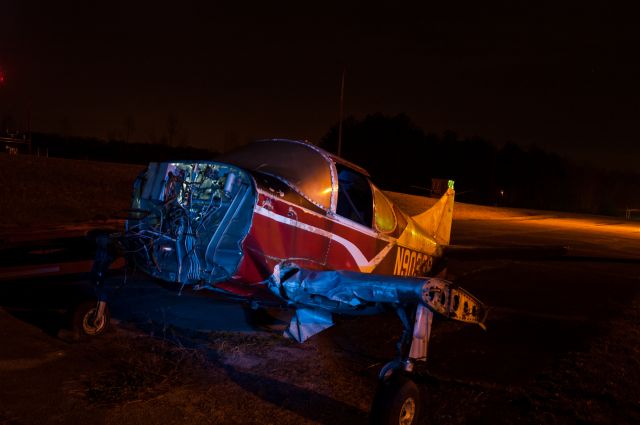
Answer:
xmin=411 ymin=181 xmax=455 ymax=245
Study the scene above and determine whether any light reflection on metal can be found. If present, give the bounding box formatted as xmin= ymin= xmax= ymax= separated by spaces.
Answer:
xmin=287 ymin=308 xmax=334 ymax=342
xmin=410 ymin=184 xmax=455 ymax=246
xmin=219 ymin=139 xmax=336 ymax=211
xmin=408 ymin=305 xmax=432 ymax=362
xmin=373 ymin=185 xmax=397 ymax=233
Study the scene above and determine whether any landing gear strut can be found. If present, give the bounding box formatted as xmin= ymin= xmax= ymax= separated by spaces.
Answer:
xmin=370 ymin=305 xmax=433 ymax=425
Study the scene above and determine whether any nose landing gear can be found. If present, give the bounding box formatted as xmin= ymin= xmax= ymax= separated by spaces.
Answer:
xmin=71 ymin=299 xmax=111 ymax=339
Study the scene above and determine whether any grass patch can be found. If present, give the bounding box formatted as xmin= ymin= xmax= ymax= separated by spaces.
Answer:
xmin=206 ymin=331 xmax=293 ymax=355
xmin=83 ymin=335 xmax=203 ymax=405
xmin=0 ymin=154 xmax=142 ymax=227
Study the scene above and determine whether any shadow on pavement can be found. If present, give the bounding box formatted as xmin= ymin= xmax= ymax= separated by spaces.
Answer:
xmin=223 ymin=366 xmax=369 ymax=425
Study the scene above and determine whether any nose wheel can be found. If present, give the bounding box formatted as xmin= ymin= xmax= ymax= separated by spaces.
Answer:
xmin=70 ymin=300 xmax=110 ymax=339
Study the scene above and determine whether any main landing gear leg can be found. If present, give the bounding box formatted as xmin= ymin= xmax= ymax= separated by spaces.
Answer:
xmin=370 ymin=305 xmax=433 ymax=425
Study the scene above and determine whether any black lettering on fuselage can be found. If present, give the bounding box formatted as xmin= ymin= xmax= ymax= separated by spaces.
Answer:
xmin=394 ymin=246 xmax=433 ymax=276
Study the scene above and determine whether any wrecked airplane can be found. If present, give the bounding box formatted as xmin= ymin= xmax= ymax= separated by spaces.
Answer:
xmin=121 ymin=139 xmax=486 ymax=425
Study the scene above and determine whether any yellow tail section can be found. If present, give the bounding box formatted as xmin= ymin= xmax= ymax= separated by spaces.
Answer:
xmin=411 ymin=183 xmax=455 ymax=245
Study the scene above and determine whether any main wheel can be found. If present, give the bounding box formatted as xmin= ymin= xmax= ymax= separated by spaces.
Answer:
xmin=370 ymin=374 xmax=421 ymax=425
xmin=71 ymin=300 xmax=110 ymax=338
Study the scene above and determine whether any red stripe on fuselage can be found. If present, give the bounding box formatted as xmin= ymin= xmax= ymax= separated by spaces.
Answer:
xmin=233 ymin=192 xmax=390 ymax=283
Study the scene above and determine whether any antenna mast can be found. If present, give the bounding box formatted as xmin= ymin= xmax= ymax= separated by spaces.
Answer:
xmin=337 ymin=68 xmax=345 ymax=157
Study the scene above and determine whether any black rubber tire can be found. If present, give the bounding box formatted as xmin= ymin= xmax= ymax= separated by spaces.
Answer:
xmin=370 ymin=374 xmax=422 ymax=425
xmin=70 ymin=300 xmax=110 ymax=339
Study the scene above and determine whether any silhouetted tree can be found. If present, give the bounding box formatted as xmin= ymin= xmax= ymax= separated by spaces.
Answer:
xmin=318 ymin=112 xmax=640 ymax=216
xmin=29 ymin=132 xmax=217 ymax=164
xmin=320 ymin=113 xmax=433 ymax=191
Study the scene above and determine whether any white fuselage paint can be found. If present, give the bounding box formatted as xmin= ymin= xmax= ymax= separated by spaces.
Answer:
xmin=254 ymin=204 xmax=394 ymax=272
xmin=254 ymin=190 xmax=438 ymax=276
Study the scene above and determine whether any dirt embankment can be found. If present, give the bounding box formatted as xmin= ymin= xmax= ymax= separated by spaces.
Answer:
xmin=0 ymin=154 xmax=143 ymax=228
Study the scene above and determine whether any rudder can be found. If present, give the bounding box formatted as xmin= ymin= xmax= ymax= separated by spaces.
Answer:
xmin=411 ymin=181 xmax=455 ymax=245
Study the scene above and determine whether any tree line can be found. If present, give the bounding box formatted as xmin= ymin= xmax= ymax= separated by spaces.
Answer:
xmin=320 ymin=113 xmax=640 ymax=216
xmin=9 ymin=112 xmax=639 ymax=216
xmin=28 ymin=132 xmax=216 ymax=165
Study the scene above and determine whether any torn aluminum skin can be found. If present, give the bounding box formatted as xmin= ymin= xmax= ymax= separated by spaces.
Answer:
xmin=269 ymin=263 xmax=487 ymax=342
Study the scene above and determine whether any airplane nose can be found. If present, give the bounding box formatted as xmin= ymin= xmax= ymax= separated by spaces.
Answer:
xmin=124 ymin=162 xmax=256 ymax=286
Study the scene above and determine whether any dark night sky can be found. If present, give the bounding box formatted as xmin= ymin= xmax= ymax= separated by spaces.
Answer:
xmin=1 ymin=1 xmax=639 ymax=170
